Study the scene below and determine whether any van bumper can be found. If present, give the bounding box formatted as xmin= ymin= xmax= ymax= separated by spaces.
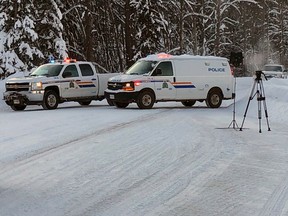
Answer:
xmin=104 ymin=91 xmax=139 ymax=103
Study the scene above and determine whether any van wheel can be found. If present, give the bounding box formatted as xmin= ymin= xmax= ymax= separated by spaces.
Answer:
xmin=42 ymin=90 xmax=59 ymax=110
xmin=114 ymin=102 xmax=129 ymax=108
xmin=206 ymin=89 xmax=222 ymax=108
xmin=181 ymin=100 xmax=196 ymax=107
xmin=79 ymin=100 xmax=92 ymax=106
xmin=137 ymin=90 xmax=155 ymax=109
xmin=11 ymin=104 xmax=26 ymax=111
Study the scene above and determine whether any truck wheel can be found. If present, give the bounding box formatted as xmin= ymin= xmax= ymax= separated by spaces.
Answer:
xmin=11 ymin=104 xmax=26 ymax=111
xmin=181 ymin=100 xmax=196 ymax=107
xmin=137 ymin=90 xmax=155 ymax=109
xmin=206 ymin=89 xmax=222 ymax=108
xmin=78 ymin=100 xmax=91 ymax=106
xmin=42 ymin=90 xmax=59 ymax=110
xmin=114 ymin=102 xmax=129 ymax=108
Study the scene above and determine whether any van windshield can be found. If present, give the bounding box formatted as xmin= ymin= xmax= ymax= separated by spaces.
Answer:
xmin=126 ymin=60 xmax=158 ymax=75
xmin=264 ymin=65 xmax=282 ymax=72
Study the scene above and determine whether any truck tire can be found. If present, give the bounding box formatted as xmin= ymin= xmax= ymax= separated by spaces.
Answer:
xmin=206 ymin=89 xmax=222 ymax=108
xmin=42 ymin=90 xmax=59 ymax=110
xmin=181 ymin=100 xmax=196 ymax=107
xmin=114 ymin=102 xmax=129 ymax=108
xmin=11 ymin=104 xmax=26 ymax=111
xmin=78 ymin=100 xmax=92 ymax=106
xmin=137 ymin=90 xmax=155 ymax=109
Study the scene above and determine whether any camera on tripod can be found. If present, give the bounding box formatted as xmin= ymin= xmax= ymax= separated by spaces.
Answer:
xmin=255 ymin=70 xmax=267 ymax=81
xmin=240 ymin=70 xmax=271 ymax=133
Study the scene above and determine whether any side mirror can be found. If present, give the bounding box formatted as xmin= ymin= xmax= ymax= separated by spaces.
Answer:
xmin=62 ymin=71 xmax=72 ymax=78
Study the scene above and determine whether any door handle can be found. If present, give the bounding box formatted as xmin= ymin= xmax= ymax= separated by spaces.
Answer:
xmin=91 ymin=78 xmax=96 ymax=80
xmin=173 ymin=77 xmax=176 ymax=82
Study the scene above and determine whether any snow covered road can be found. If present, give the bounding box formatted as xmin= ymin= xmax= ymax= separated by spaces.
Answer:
xmin=1 ymin=78 xmax=288 ymax=216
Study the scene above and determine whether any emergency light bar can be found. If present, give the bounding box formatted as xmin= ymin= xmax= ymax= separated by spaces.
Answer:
xmin=49 ymin=58 xmax=77 ymax=64
xmin=64 ymin=58 xmax=77 ymax=63
xmin=157 ymin=53 xmax=172 ymax=59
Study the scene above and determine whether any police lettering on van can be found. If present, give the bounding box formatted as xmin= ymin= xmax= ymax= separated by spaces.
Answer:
xmin=105 ymin=53 xmax=234 ymax=109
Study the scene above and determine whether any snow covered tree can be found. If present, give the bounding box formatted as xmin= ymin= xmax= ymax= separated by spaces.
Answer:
xmin=0 ymin=0 xmax=42 ymax=75
xmin=35 ymin=0 xmax=67 ymax=60
xmin=203 ymin=0 xmax=258 ymax=56
xmin=0 ymin=0 xmax=67 ymax=77
xmin=130 ymin=0 xmax=168 ymax=59
xmin=265 ymin=0 xmax=288 ymax=65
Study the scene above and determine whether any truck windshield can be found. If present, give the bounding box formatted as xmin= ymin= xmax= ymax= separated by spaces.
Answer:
xmin=125 ymin=60 xmax=158 ymax=75
xmin=30 ymin=65 xmax=64 ymax=77
xmin=264 ymin=66 xmax=282 ymax=72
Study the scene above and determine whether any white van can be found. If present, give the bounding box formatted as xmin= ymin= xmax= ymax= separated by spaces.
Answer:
xmin=105 ymin=53 xmax=234 ymax=109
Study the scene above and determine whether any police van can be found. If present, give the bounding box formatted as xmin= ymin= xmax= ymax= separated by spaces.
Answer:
xmin=105 ymin=53 xmax=234 ymax=109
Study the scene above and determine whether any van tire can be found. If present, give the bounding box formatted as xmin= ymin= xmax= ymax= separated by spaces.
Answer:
xmin=137 ymin=90 xmax=155 ymax=109
xmin=206 ymin=89 xmax=222 ymax=108
xmin=114 ymin=102 xmax=129 ymax=108
xmin=42 ymin=90 xmax=59 ymax=110
xmin=181 ymin=100 xmax=196 ymax=107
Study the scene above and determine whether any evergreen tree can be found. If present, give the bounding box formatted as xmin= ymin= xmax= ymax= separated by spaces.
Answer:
xmin=0 ymin=0 xmax=42 ymax=75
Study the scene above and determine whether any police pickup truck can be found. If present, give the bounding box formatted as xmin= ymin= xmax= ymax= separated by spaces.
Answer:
xmin=3 ymin=58 xmax=118 ymax=111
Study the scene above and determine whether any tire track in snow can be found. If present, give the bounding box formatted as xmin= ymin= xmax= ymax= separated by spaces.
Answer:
xmin=69 ymin=110 xmax=234 ymax=216
xmin=258 ymin=174 xmax=288 ymax=216
xmin=0 ymin=109 xmax=171 ymax=175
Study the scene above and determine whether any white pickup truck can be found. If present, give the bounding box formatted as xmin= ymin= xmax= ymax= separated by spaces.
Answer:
xmin=262 ymin=64 xmax=288 ymax=79
xmin=3 ymin=59 xmax=118 ymax=111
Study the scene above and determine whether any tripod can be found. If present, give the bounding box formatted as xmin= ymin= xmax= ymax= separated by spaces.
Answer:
xmin=228 ymin=78 xmax=239 ymax=129
xmin=239 ymin=71 xmax=271 ymax=133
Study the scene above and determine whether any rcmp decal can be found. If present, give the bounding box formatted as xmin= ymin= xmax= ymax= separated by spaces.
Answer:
xmin=137 ymin=80 xmax=196 ymax=89
xmin=171 ymin=82 xmax=196 ymax=89
xmin=42 ymin=80 xmax=96 ymax=89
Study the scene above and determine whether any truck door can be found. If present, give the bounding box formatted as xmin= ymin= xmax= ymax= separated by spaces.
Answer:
xmin=61 ymin=64 xmax=83 ymax=98
xmin=151 ymin=61 xmax=176 ymax=100
xmin=77 ymin=63 xmax=99 ymax=97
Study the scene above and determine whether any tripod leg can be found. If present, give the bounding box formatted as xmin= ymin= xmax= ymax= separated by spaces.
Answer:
xmin=257 ymin=88 xmax=262 ymax=133
xmin=240 ymin=81 xmax=257 ymax=131
xmin=259 ymin=80 xmax=271 ymax=131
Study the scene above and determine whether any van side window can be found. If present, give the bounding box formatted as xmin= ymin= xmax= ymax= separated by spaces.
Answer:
xmin=79 ymin=64 xmax=94 ymax=76
xmin=63 ymin=65 xmax=79 ymax=77
xmin=153 ymin=62 xmax=173 ymax=76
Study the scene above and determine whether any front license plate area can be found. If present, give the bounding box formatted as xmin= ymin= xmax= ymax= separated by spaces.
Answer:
xmin=13 ymin=99 xmax=20 ymax=104
xmin=110 ymin=94 xmax=115 ymax=99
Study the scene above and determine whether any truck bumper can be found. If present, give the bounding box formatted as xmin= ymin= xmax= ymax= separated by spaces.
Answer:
xmin=104 ymin=90 xmax=139 ymax=103
xmin=3 ymin=91 xmax=44 ymax=106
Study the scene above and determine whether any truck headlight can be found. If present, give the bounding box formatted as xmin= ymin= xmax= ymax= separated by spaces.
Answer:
xmin=31 ymin=82 xmax=43 ymax=90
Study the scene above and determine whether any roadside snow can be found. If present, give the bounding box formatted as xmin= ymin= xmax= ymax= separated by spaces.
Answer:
xmin=1 ymin=76 xmax=288 ymax=216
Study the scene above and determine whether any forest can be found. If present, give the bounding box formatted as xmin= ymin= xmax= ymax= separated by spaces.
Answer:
xmin=0 ymin=0 xmax=288 ymax=78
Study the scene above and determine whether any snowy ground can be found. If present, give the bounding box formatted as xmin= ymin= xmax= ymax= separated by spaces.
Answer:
xmin=1 ymin=76 xmax=288 ymax=216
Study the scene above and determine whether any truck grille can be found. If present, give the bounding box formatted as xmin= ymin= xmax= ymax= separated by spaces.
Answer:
xmin=107 ymin=82 xmax=124 ymax=90
xmin=6 ymin=82 xmax=30 ymax=91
